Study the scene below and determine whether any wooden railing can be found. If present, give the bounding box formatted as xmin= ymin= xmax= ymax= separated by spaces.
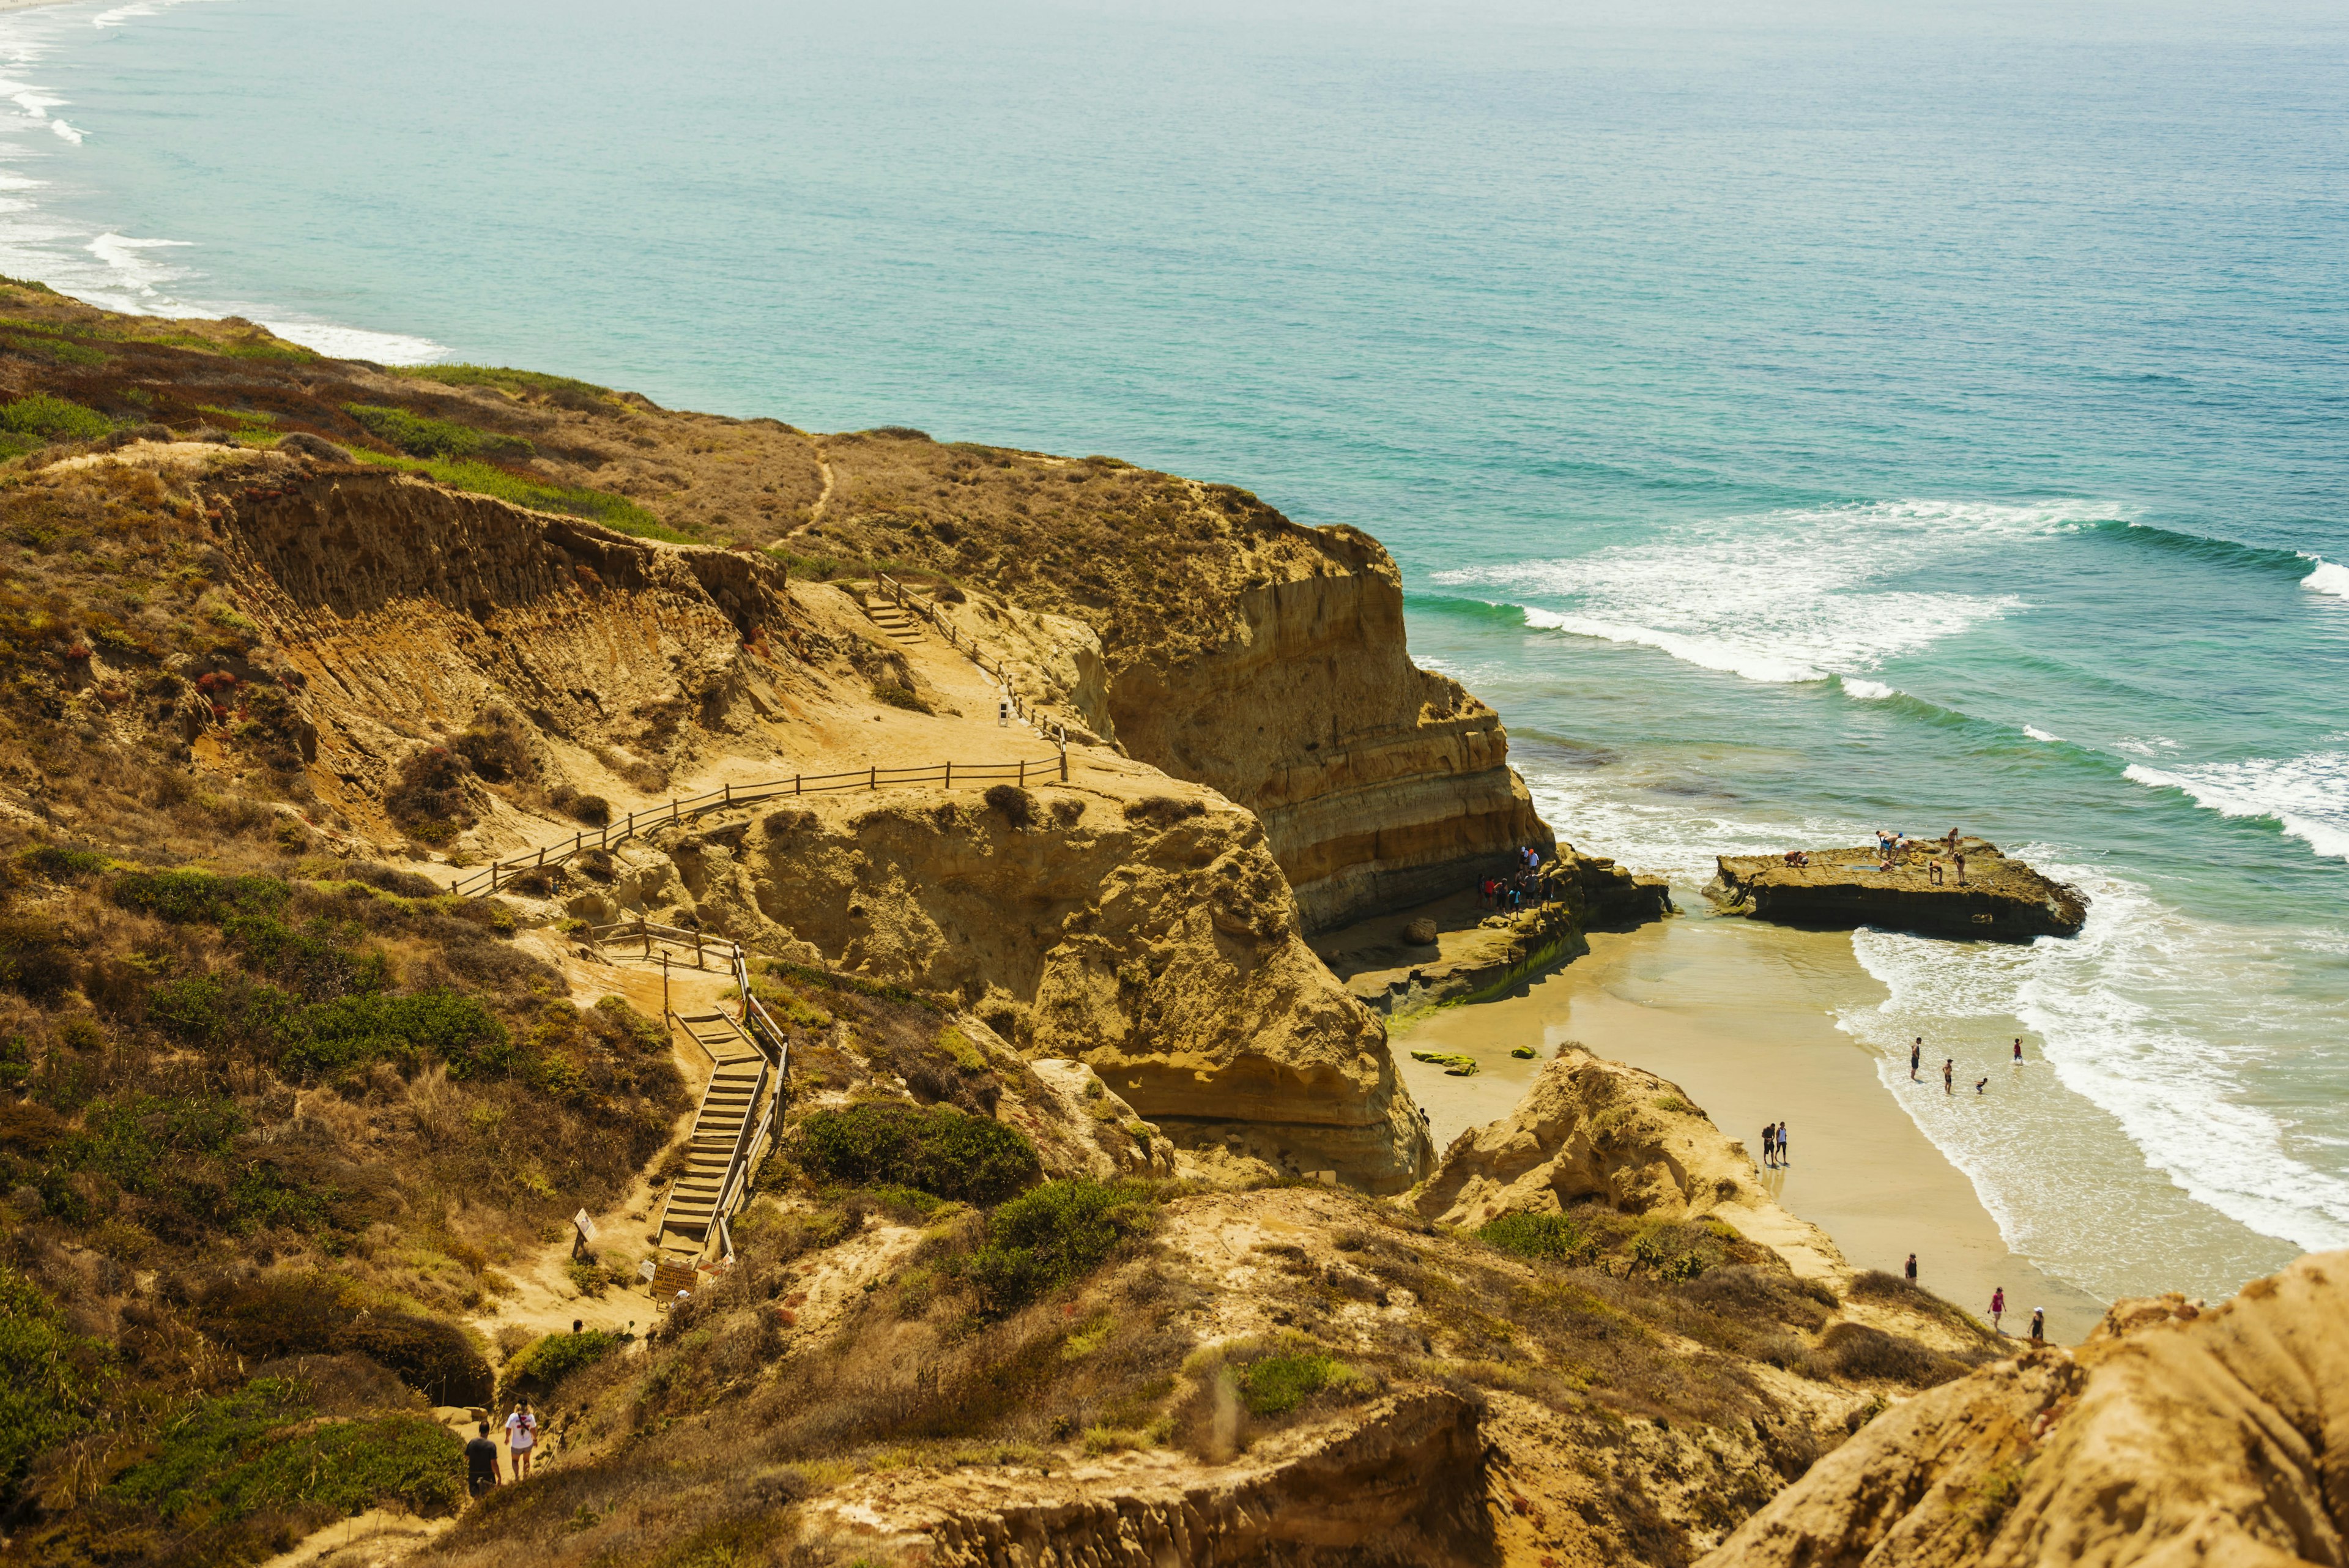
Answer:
xmin=595 ymin=918 xmax=790 ymax=1265
xmin=872 ymin=571 xmax=1071 ymax=745
xmin=453 ymin=751 xmax=1071 ymax=897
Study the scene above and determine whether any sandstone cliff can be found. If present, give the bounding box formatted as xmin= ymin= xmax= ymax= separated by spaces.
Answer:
xmin=803 ymin=436 xmax=1561 ymax=932
xmin=1704 ymin=1251 xmax=2349 ymax=1567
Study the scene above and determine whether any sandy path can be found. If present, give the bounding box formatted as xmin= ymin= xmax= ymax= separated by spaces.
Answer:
xmin=1394 ymin=905 xmax=2109 ymax=1344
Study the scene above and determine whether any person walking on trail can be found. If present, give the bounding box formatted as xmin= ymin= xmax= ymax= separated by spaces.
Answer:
xmin=2030 ymin=1306 xmax=2045 ymax=1342
xmin=1905 ymin=1253 xmax=1918 ymax=1284
xmin=465 ymin=1421 xmax=501 ymax=1498
xmin=1910 ymin=1039 xmax=1922 ymax=1080
xmin=1991 ymin=1287 xmax=2006 ymax=1333
xmin=506 ymin=1403 xmax=538 ymax=1479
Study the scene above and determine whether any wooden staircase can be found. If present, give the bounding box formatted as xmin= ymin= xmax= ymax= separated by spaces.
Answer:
xmin=863 ymin=592 xmax=926 ymax=645
xmin=653 ymin=1010 xmax=772 ymax=1258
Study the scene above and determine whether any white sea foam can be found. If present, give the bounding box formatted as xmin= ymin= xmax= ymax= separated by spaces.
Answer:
xmin=1841 ymin=677 xmax=1896 ymax=700
xmin=1442 ymin=499 xmax=2095 ymax=688
xmin=0 ymin=6 xmax=445 ymax=365
xmin=254 ymin=316 xmax=444 ymax=365
xmin=1844 ymin=855 xmax=2349 ymax=1282
xmin=2022 ymin=725 xmax=2062 ymax=743
xmin=2124 ymin=752 xmax=2349 ymax=862
xmin=2303 ymin=555 xmax=2349 ymax=600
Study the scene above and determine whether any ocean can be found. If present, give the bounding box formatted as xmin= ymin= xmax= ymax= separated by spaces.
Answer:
xmin=2 ymin=0 xmax=2342 ymax=1304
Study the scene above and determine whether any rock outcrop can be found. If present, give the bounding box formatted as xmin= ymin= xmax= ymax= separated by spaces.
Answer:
xmin=1703 ymin=1250 xmax=2349 ymax=1568
xmin=1707 ymin=841 xmax=2087 ymax=941
xmin=801 ymin=437 xmax=1564 ymax=934
xmin=1412 ymin=1045 xmax=1848 ymax=1282
xmin=577 ymin=787 xmax=1435 ymax=1191
xmin=1100 ymin=530 xmax=1553 ymax=932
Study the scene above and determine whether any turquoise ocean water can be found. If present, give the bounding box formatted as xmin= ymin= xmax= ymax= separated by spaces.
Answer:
xmin=2 ymin=0 xmax=2343 ymax=1302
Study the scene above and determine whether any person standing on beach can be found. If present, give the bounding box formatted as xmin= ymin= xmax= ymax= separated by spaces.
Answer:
xmin=1910 ymin=1039 xmax=1922 ymax=1080
xmin=2014 ymin=1038 xmax=2025 ymax=1064
xmin=2030 ymin=1306 xmax=2045 ymax=1342
xmin=1760 ymin=1123 xmax=1776 ymax=1168
xmin=1991 ymin=1287 xmax=2006 ymax=1332
xmin=1778 ymin=1122 xmax=1790 ymax=1165
xmin=1905 ymin=1253 xmax=1918 ymax=1284
xmin=1943 ymin=1058 xmax=1954 ymax=1094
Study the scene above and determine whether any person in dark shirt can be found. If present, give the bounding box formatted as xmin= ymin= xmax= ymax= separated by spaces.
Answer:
xmin=465 ymin=1422 xmax=502 ymax=1499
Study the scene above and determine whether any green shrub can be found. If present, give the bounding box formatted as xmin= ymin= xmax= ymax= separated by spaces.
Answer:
xmin=0 ymin=392 xmax=109 ymax=444
xmin=105 ymin=1379 xmax=463 ymax=1524
xmin=1476 ymin=1211 xmax=1595 ymax=1265
xmin=286 ymin=988 xmax=511 ymax=1077
xmin=223 ymin=913 xmax=388 ymax=1002
xmin=497 ymin=1329 xmax=620 ymax=1403
xmin=964 ymin=1178 xmax=1154 ymax=1313
xmin=0 ymin=913 xmax=75 ymax=1002
xmin=111 ymin=867 xmax=289 ymax=924
xmin=0 ymin=1266 xmax=117 ymax=1509
xmin=872 ymin=682 xmax=932 ymax=714
xmin=347 ymin=448 xmax=684 ymax=541
xmin=385 ymin=745 xmax=474 ymax=838
xmin=199 ymin=1275 xmax=493 ymax=1406
xmin=17 ymin=843 xmax=107 ymax=880
xmin=1237 ymin=1351 xmax=1363 ymax=1418
xmin=796 ymin=1102 xmax=1039 ymax=1205
xmin=347 ymin=403 xmax=533 ymax=463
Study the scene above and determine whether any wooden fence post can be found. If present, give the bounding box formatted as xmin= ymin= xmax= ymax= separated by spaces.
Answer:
xmin=869 ymin=766 xmax=876 ymax=790
xmin=944 ymin=761 xmax=951 ymax=789
xmin=795 ymin=774 xmax=801 ymax=795
xmin=1017 ymin=759 xmax=1026 ymax=787
xmin=722 ymin=782 xmax=730 ymax=804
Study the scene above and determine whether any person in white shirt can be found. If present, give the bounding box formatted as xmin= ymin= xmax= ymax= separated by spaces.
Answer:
xmin=505 ymin=1403 xmax=539 ymax=1478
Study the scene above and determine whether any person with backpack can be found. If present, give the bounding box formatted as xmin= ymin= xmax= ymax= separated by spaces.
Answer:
xmin=505 ymin=1402 xmax=540 ymax=1479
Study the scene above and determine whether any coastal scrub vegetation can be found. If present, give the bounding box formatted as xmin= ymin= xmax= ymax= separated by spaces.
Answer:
xmin=0 ymin=825 xmax=686 ymax=1561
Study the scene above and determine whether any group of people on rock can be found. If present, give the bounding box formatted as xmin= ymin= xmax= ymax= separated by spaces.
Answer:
xmin=1864 ymin=827 xmax=1967 ymax=881
xmin=1478 ymin=844 xmax=1554 ymax=912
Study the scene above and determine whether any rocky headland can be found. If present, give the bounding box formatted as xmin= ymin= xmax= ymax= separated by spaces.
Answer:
xmin=0 ymin=285 xmax=2324 ymax=1568
xmin=1707 ymin=840 xmax=2088 ymax=941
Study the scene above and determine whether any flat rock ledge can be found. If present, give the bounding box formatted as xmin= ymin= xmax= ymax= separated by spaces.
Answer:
xmin=1705 ymin=839 xmax=2087 ymax=940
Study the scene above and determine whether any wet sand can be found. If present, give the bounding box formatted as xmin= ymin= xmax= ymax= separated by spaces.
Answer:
xmin=1394 ymin=902 xmax=2110 ymax=1344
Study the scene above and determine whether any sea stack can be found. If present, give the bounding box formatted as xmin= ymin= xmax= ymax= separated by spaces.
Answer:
xmin=1706 ymin=839 xmax=2087 ymax=940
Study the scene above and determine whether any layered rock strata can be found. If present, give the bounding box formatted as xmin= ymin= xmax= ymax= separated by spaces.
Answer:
xmin=1707 ymin=840 xmax=2087 ymax=941
xmin=1704 ymin=1250 xmax=2349 ymax=1567
xmin=1099 ymin=527 xmax=1553 ymax=932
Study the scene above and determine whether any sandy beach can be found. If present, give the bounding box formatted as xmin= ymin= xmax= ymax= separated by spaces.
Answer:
xmin=1395 ymin=901 xmax=2112 ymax=1344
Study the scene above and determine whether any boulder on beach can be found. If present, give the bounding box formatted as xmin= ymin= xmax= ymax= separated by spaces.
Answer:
xmin=1705 ymin=838 xmax=2087 ymax=940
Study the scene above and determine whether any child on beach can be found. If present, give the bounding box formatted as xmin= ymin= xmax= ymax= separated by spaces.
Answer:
xmin=2014 ymin=1038 xmax=2025 ymax=1063
xmin=1991 ymin=1287 xmax=2005 ymax=1332
xmin=1975 ymin=1076 xmax=1989 ymax=1093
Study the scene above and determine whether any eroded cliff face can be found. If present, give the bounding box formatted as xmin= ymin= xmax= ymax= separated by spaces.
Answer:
xmin=199 ymin=459 xmax=804 ymax=834
xmin=803 ymin=440 xmax=1563 ymax=933
xmin=1704 ymin=1252 xmax=2349 ymax=1568
xmin=1107 ymin=532 xmax=1553 ymax=932
xmin=568 ymin=788 xmax=1435 ymax=1191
